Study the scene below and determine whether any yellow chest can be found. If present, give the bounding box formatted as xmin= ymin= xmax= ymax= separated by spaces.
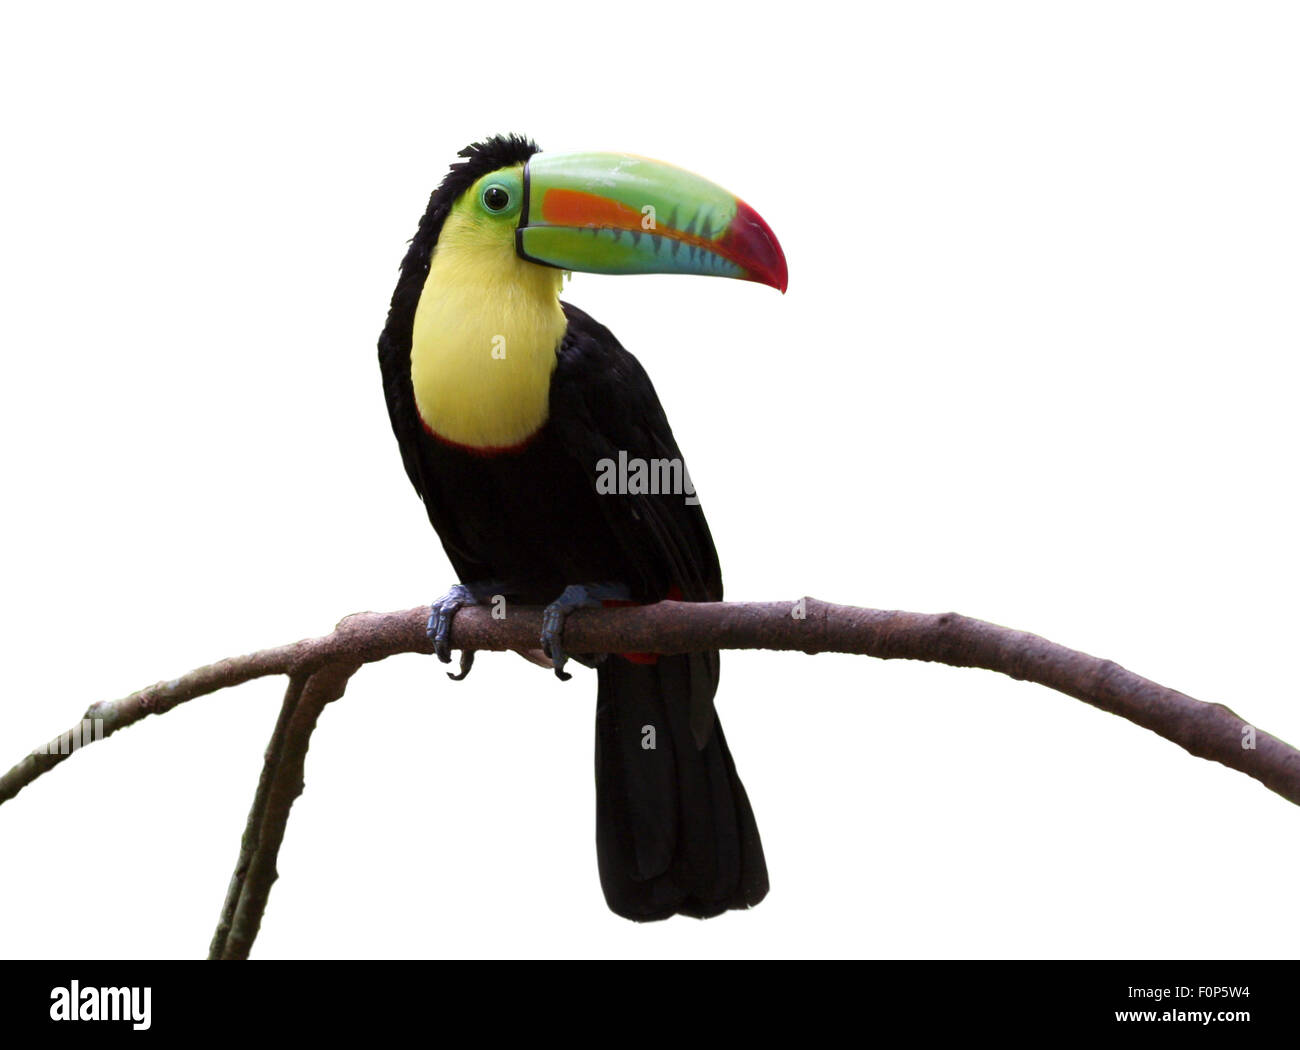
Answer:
xmin=410 ymin=234 xmax=567 ymax=450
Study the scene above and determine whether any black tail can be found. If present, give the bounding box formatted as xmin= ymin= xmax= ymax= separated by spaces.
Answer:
xmin=595 ymin=653 xmax=768 ymax=920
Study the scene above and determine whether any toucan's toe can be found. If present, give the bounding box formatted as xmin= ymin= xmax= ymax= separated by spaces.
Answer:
xmin=446 ymin=648 xmax=475 ymax=681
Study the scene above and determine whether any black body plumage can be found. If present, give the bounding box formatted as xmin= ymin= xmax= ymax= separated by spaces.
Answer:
xmin=377 ymin=135 xmax=768 ymax=919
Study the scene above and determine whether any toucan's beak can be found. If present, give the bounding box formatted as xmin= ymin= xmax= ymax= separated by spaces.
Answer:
xmin=516 ymin=151 xmax=787 ymax=293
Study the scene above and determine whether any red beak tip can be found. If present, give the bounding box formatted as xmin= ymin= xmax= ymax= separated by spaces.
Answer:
xmin=752 ymin=256 xmax=788 ymax=294
xmin=730 ymin=199 xmax=788 ymax=294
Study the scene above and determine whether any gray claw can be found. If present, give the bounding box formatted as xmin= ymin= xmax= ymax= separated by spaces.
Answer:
xmin=447 ymin=649 xmax=475 ymax=681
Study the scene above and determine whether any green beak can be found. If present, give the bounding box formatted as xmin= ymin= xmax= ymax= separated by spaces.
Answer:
xmin=516 ymin=151 xmax=787 ymax=292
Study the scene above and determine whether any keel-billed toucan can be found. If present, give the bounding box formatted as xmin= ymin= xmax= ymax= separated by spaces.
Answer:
xmin=378 ymin=134 xmax=787 ymax=920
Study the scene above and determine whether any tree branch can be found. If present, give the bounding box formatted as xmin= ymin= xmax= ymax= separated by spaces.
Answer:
xmin=3 ymin=599 xmax=1297 ymax=808
xmin=209 ymin=662 xmax=360 ymax=960
xmin=207 ymin=672 xmax=306 ymax=961
xmin=2 ymin=597 xmax=1297 ymax=957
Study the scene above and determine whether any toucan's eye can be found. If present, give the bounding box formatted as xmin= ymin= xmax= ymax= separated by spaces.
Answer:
xmin=482 ymin=185 xmax=510 ymax=212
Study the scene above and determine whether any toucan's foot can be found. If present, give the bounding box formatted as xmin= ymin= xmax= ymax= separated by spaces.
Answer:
xmin=428 ymin=582 xmax=504 ymax=677
xmin=540 ymin=583 xmax=631 ymax=681
xmin=428 ymin=584 xmax=474 ymax=667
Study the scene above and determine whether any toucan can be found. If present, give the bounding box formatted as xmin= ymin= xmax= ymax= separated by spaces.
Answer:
xmin=378 ymin=134 xmax=787 ymax=920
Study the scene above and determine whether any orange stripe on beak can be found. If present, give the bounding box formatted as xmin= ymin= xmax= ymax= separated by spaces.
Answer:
xmin=540 ymin=189 xmax=645 ymax=233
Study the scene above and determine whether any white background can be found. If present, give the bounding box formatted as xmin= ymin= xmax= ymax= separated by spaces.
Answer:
xmin=1 ymin=1 xmax=1296 ymax=959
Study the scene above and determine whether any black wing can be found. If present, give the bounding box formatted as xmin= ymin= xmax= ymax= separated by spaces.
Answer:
xmin=549 ymin=302 xmax=723 ymax=605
